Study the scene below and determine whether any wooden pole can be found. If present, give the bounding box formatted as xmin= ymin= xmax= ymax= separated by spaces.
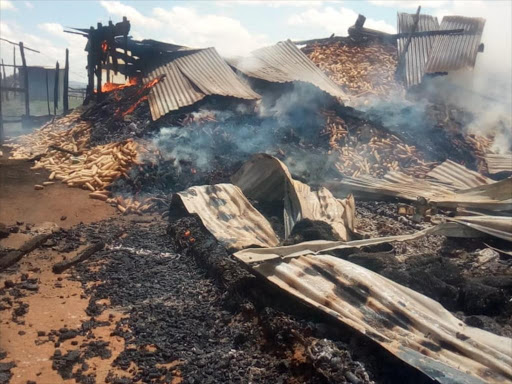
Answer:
xmin=0 ymin=69 xmax=3 ymax=144
xmin=96 ymin=22 xmax=102 ymax=97
xmin=86 ymin=26 xmax=95 ymax=98
xmin=45 ymin=69 xmax=51 ymax=115
xmin=53 ymin=61 xmax=59 ymax=115
xmin=19 ymin=42 xmax=29 ymax=117
xmin=63 ymin=48 xmax=69 ymax=113
xmin=12 ymin=46 xmax=16 ymax=97
xmin=0 ymin=65 xmax=3 ymax=102
xmin=1 ymin=60 xmax=7 ymax=101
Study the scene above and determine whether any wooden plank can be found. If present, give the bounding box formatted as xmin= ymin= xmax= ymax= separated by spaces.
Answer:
xmin=63 ymin=48 xmax=69 ymax=113
xmin=19 ymin=41 xmax=30 ymax=116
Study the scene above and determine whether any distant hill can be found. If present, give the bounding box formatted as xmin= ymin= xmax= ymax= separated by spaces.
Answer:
xmin=69 ymin=80 xmax=87 ymax=89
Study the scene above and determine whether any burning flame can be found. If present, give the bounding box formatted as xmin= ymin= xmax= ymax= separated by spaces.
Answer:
xmin=115 ymin=76 xmax=164 ymax=117
xmin=97 ymin=77 xmax=138 ymax=93
xmin=101 ymin=40 xmax=108 ymax=53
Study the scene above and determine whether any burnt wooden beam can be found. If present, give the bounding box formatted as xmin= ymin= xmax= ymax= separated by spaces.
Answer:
xmin=52 ymin=242 xmax=105 ymax=274
xmin=19 ymin=42 xmax=30 ymax=117
xmin=0 ymin=233 xmax=52 ymax=271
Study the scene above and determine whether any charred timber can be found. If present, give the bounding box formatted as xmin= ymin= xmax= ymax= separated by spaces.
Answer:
xmin=52 ymin=241 xmax=105 ymax=274
xmin=0 ymin=233 xmax=52 ymax=271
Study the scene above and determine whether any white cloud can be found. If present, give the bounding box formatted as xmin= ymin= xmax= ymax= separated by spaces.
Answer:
xmin=288 ymin=6 xmax=396 ymax=35
xmin=368 ymin=0 xmax=448 ymax=9
xmin=0 ymin=0 xmax=16 ymax=11
xmin=151 ymin=6 xmax=269 ymax=56
xmin=99 ymin=0 xmax=161 ymax=28
xmin=24 ymin=1 xmax=33 ymax=9
xmin=216 ymin=1 xmax=334 ymax=8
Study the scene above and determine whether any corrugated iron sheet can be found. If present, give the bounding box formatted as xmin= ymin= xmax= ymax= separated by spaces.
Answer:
xmin=450 ymin=215 xmax=512 ymax=242
xmin=326 ymin=163 xmax=511 ymax=211
xmin=485 ymin=153 xmax=512 ymax=174
xmin=425 ymin=16 xmax=485 ymax=74
xmin=144 ymin=48 xmax=260 ymax=120
xmin=229 ymin=40 xmax=347 ymax=100
xmin=173 ymin=184 xmax=279 ymax=250
xmin=233 ymin=250 xmax=512 ymax=384
xmin=426 ymin=160 xmax=493 ymax=189
xmin=397 ymin=13 xmax=440 ymax=87
xmin=231 ymin=154 xmax=355 ymax=241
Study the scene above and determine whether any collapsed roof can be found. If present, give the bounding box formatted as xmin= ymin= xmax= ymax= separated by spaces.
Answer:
xmin=228 ymin=40 xmax=348 ymax=101
xmin=144 ymin=48 xmax=261 ymax=120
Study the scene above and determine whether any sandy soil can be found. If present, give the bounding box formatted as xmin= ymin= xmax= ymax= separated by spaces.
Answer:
xmin=0 ymin=149 xmax=122 ymax=383
xmin=0 ymin=147 xmax=115 ymax=228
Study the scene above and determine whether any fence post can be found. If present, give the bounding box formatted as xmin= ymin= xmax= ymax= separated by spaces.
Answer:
xmin=53 ymin=61 xmax=59 ymax=115
xmin=1 ymin=60 xmax=8 ymax=101
xmin=19 ymin=42 xmax=30 ymax=117
xmin=63 ymin=48 xmax=69 ymax=113
xmin=46 ymin=69 xmax=51 ymax=115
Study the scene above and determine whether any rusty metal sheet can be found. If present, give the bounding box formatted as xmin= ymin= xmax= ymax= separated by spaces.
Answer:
xmin=230 ymin=40 xmax=347 ymax=100
xmin=485 ymin=154 xmax=512 ymax=174
xmin=145 ymin=61 xmax=205 ymax=121
xmin=425 ymin=16 xmax=485 ymax=74
xmin=397 ymin=13 xmax=440 ymax=87
xmin=234 ymin=250 xmax=512 ymax=384
xmin=328 ymin=162 xmax=511 ymax=211
xmin=232 ymin=154 xmax=355 ymax=241
xmin=173 ymin=184 xmax=279 ymax=250
xmin=144 ymin=48 xmax=260 ymax=120
xmin=450 ymin=215 xmax=512 ymax=242
xmin=427 ymin=160 xmax=493 ymax=189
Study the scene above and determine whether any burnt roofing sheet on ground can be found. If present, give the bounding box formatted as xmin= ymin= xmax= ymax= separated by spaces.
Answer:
xmin=397 ymin=13 xmax=440 ymax=87
xmin=425 ymin=16 xmax=486 ymax=74
xmin=229 ymin=40 xmax=348 ymax=101
xmin=144 ymin=48 xmax=261 ymax=120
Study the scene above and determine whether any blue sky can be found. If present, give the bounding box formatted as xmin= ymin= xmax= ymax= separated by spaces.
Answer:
xmin=1 ymin=0 xmax=510 ymax=82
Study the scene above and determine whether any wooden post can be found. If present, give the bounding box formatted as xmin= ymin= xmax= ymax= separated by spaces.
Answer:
xmin=12 ymin=46 xmax=16 ymax=97
xmin=63 ymin=48 xmax=69 ymax=113
xmin=86 ymin=26 xmax=95 ymax=98
xmin=53 ymin=61 xmax=59 ymax=115
xmin=1 ymin=60 xmax=8 ymax=101
xmin=0 ymin=77 xmax=3 ymax=144
xmin=96 ymin=22 xmax=102 ymax=97
xmin=45 ymin=69 xmax=51 ymax=115
xmin=19 ymin=42 xmax=30 ymax=117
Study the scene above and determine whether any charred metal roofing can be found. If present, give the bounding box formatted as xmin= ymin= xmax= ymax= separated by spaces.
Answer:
xmin=144 ymin=47 xmax=261 ymax=120
xmin=425 ymin=16 xmax=486 ymax=74
xmin=229 ymin=40 xmax=348 ymax=101
xmin=397 ymin=12 xmax=440 ymax=88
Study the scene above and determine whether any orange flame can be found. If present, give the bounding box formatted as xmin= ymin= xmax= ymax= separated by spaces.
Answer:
xmin=101 ymin=40 xmax=108 ymax=53
xmin=97 ymin=77 xmax=138 ymax=93
xmin=116 ymin=76 xmax=163 ymax=117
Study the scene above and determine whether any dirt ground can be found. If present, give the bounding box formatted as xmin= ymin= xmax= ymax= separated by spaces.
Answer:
xmin=0 ymin=149 xmax=121 ymax=384
xmin=0 ymin=147 xmax=115 ymax=228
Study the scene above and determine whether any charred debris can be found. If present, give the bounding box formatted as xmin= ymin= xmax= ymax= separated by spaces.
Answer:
xmin=2 ymin=7 xmax=512 ymax=384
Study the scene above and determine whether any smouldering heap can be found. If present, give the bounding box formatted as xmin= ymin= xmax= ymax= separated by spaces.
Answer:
xmin=465 ymin=134 xmax=494 ymax=174
xmin=305 ymin=42 xmax=405 ymax=97
xmin=321 ymin=110 xmax=435 ymax=178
